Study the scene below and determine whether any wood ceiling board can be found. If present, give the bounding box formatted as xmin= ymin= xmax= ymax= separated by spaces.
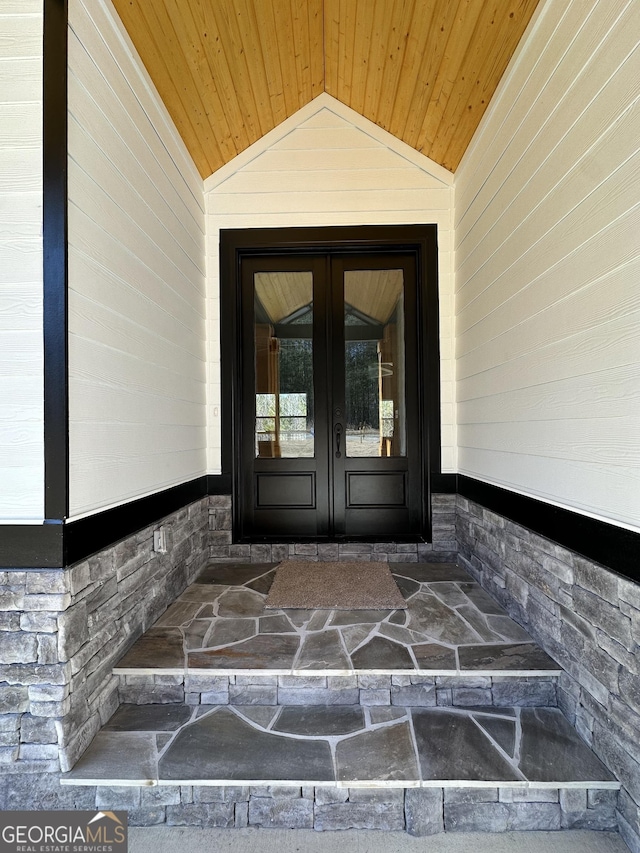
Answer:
xmin=163 ymin=1 xmax=242 ymax=168
xmin=158 ymin=0 xmax=238 ymax=168
xmin=151 ymin=1 xmax=230 ymax=172
xmin=199 ymin=0 xmax=265 ymax=156
xmin=384 ymin=0 xmax=437 ymax=138
xmin=176 ymin=3 xmax=237 ymax=165
xmin=372 ymin=0 xmax=417 ymax=133
xmin=286 ymin=0 xmax=324 ymax=104
xmin=361 ymin=0 xmax=394 ymax=118
xmin=206 ymin=2 xmax=265 ymax=144
xmin=413 ymin=0 xmax=486 ymax=155
xmin=326 ymin=0 xmax=358 ymax=104
xmin=428 ymin=0 xmax=541 ymax=169
xmin=112 ymin=0 xmax=215 ymax=176
xmin=227 ymin=0 xmax=276 ymax=136
xmin=112 ymin=0 xmax=541 ymax=178
xmin=438 ymin=0 xmax=541 ymax=170
xmin=348 ymin=0 xmax=376 ymax=118
xmin=323 ymin=0 xmax=339 ymax=95
xmin=396 ymin=0 xmax=460 ymax=149
xmin=250 ymin=1 xmax=287 ymax=125
xmin=307 ymin=0 xmax=325 ymax=97
xmin=272 ymin=0 xmax=303 ymax=116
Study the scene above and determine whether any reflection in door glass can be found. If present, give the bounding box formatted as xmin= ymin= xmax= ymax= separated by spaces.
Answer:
xmin=344 ymin=270 xmax=406 ymax=457
xmin=254 ymin=272 xmax=314 ymax=458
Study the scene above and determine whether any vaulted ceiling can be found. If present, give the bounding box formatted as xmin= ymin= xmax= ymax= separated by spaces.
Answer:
xmin=112 ymin=0 xmax=541 ymax=179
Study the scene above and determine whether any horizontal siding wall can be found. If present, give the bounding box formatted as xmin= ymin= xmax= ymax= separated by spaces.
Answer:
xmin=454 ymin=0 xmax=640 ymax=532
xmin=68 ymin=0 xmax=207 ymax=519
xmin=0 ymin=1 xmax=44 ymax=522
xmin=206 ymin=97 xmax=455 ymax=474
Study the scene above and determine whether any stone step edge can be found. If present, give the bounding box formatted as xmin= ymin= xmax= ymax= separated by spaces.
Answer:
xmin=113 ymin=667 xmax=562 ymax=678
xmin=60 ymin=776 xmax=620 ymax=790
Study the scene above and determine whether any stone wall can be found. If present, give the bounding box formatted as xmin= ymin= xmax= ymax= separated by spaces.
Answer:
xmin=457 ymin=496 xmax=640 ymax=853
xmin=209 ymin=493 xmax=458 ymax=563
xmin=4 ymin=783 xmax=614 ymax=834
xmin=0 ymin=497 xmax=209 ymax=794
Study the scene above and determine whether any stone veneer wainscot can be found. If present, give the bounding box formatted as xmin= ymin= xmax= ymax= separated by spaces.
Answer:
xmin=457 ymin=496 xmax=640 ymax=853
xmin=0 ymin=497 xmax=209 ymax=781
xmin=0 ymin=491 xmax=639 ymax=852
xmin=208 ymin=493 xmax=458 ymax=564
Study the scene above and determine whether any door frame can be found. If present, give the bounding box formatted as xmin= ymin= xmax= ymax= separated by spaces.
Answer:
xmin=219 ymin=225 xmax=441 ymax=542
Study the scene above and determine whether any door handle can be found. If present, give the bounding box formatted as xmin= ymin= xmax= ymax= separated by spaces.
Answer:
xmin=334 ymin=423 xmax=343 ymax=458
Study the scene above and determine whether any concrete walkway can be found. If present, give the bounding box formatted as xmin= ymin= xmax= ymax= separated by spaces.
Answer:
xmin=129 ymin=827 xmax=628 ymax=853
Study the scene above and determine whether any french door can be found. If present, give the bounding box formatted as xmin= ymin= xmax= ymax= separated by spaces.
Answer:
xmin=238 ymin=250 xmax=425 ymax=539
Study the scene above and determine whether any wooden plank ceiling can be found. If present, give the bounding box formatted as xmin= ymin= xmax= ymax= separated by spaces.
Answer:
xmin=111 ymin=0 xmax=541 ymax=179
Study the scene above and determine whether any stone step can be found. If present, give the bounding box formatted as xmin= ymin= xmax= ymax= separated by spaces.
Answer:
xmin=112 ymin=560 xmax=562 ymax=708
xmin=116 ymin=672 xmax=559 ymax=708
xmin=60 ymin=702 xmax=619 ymax=833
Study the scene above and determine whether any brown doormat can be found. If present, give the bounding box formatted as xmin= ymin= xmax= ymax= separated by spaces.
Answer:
xmin=265 ymin=561 xmax=407 ymax=610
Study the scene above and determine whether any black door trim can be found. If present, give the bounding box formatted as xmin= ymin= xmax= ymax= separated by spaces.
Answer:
xmin=220 ymin=225 xmax=441 ymax=542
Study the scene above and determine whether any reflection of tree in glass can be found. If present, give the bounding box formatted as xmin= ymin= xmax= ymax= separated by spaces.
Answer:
xmin=279 ymin=339 xmax=314 ymax=429
xmin=278 ymin=337 xmax=381 ymax=432
xmin=345 ymin=341 xmax=379 ymax=430
xmin=255 ymin=393 xmax=275 ymax=435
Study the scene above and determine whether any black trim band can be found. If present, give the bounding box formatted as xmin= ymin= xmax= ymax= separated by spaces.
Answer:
xmin=0 ymin=524 xmax=64 ymax=569
xmin=65 ymin=476 xmax=209 ymax=565
xmin=207 ymin=474 xmax=233 ymax=495
xmin=0 ymin=477 xmax=219 ymax=569
xmin=431 ymin=473 xmax=457 ymax=494
xmin=458 ymin=475 xmax=640 ymax=582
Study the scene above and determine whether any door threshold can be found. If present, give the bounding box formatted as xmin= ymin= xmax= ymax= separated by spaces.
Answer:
xmin=235 ymin=535 xmax=428 ymax=545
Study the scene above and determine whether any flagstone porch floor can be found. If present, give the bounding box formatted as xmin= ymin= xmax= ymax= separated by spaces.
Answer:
xmin=111 ymin=561 xmax=563 ymax=678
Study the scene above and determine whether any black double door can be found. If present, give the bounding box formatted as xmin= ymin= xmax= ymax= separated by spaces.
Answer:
xmin=239 ymin=250 xmax=425 ymax=539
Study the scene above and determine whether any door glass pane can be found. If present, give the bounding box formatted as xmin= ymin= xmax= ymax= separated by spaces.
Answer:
xmin=254 ymin=271 xmax=314 ymax=458
xmin=343 ymin=269 xmax=406 ymax=457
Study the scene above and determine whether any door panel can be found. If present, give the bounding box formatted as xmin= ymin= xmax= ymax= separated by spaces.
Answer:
xmin=347 ymin=472 xmax=406 ymax=506
xmin=256 ymin=473 xmax=316 ymax=507
xmin=242 ymin=255 xmax=329 ymax=537
xmin=239 ymin=251 xmax=422 ymax=539
xmin=330 ymin=254 xmax=420 ymax=536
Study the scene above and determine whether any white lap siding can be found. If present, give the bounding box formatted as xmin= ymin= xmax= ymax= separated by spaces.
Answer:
xmin=454 ymin=0 xmax=640 ymax=531
xmin=0 ymin=0 xmax=44 ymax=522
xmin=67 ymin=0 xmax=207 ymax=519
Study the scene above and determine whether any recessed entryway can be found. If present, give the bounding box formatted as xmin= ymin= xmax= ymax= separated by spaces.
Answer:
xmin=220 ymin=226 xmax=441 ymax=543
